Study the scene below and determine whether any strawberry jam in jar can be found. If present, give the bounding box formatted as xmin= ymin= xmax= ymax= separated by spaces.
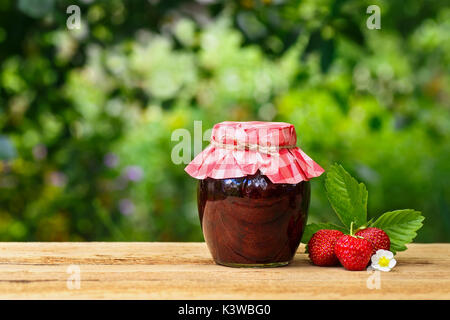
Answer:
xmin=185 ymin=122 xmax=324 ymax=267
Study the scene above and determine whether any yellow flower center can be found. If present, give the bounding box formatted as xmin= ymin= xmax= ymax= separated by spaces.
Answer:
xmin=378 ymin=256 xmax=390 ymax=267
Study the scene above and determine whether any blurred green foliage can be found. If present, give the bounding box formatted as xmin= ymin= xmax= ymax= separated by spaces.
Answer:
xmin=0 ymin=0 xmax=449 ymax=242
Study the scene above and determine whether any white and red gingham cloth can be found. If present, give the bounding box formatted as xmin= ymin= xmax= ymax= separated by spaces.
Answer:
xmin=185 ymin=121 xmax=324 ymax=184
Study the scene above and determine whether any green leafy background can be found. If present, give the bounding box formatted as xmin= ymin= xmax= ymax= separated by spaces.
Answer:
xmin=0 ymin=0 xmax=449 ymax=242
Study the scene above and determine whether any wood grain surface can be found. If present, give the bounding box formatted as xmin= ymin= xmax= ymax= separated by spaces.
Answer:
xmin=0 ymin=242 xmax=448 ymax=299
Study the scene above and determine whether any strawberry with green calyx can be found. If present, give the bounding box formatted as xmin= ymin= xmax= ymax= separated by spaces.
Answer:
xmin=308 ymin=229 xmax=344 ymax=266
xmin=335 ymin=235 xmax=373 ymax=271
xmin=355 ymin=227 xmax=390 ymax=255
xmin=334 ymin=223 xmax=374 ymax=271
xmin=301 ymin=164 xmax=424 ymax=255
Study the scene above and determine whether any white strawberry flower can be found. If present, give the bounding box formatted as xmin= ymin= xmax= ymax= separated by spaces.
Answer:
xmin=370 ymin=249 xmax=397 ymax=272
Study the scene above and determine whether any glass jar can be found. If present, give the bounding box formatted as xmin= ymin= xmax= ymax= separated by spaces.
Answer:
xmin=185 ymin=121 xmax=323 ymax=267
xmin=198 ymin=171 xmax=310 ymax=267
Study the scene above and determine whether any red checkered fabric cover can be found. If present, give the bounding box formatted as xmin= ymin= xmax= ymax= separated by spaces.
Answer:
xmin=185 ymin=121 xmax=324 ymax=184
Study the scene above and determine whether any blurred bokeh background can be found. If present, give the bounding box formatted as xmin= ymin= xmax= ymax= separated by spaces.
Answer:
xmin=0 ymin=0 xmax=449 ymax=242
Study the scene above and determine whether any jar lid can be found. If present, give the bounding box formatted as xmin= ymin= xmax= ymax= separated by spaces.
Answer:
xmin=185 ymin=121 xmax=324 ymax=184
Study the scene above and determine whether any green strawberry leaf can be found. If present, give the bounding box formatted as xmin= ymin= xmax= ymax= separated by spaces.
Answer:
xmin=301 ymin=222 xmax=348 ymax=244
xmin=325 ymin=164 xmax=368 ymax=229
xmin=371 ymin=209 xmax=425 ymax=254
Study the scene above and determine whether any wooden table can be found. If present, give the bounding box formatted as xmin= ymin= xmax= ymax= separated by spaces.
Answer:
xmin=0 ymin=242 xmax=448 ymax=299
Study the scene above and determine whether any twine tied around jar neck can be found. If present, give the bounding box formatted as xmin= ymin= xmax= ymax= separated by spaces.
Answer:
xmin=210 ymin=139 xmax=296 ymax=155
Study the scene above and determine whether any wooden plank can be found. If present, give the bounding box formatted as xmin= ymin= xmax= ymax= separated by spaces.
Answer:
xmin=0 ymin=243 xmax=448 ymax=299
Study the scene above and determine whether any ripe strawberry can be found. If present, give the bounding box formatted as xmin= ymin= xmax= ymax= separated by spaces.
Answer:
xmin=334 ymin=235 xmax=373 ymax=271
xmin=356 ymin=227 xmax=390 ymax=255
xmin=308 ymin=229 xmax=344 ymax=266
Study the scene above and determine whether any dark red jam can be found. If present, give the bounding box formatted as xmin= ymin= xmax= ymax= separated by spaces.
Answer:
xmin=198 ymin=171 xmax=310 ymax=267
